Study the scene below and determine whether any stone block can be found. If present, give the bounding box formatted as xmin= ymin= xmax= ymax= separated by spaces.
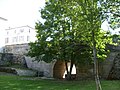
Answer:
xmin=16 ymin=69 xmax=37 ymax=76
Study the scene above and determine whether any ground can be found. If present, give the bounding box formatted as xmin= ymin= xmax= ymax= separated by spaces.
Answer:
xmin=0 ymin=72 xmax=120 ymax=90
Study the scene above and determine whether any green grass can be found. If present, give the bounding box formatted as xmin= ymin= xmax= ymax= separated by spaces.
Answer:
xmin=0 ymin=75 xmax=120 ymax=90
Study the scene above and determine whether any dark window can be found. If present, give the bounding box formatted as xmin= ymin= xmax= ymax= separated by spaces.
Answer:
xmin=14 ymin=30 xmax=16 ymax=33
xmin=19 ymin=36 xmax=24 ymax=42
xmin=5 ymin=38 xmax=9 ymax=43
xmin=27 ymin=36 xmax=30 ymax=41
xmin=12 ymin=37 xmax=18 ymax=42
xmin=29 ymin=29 xmax=30 ymax=33
xmin=7 ymin=31 xmax=9 ymax=35
xmin=20 ymin=29 xmax=24 ymax=33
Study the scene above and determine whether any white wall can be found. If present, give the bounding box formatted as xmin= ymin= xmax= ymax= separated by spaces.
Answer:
xmin=0 ymin=20 xmax=7 ymax=52
xmin=5 ymin=26 xmax=37 ymax=45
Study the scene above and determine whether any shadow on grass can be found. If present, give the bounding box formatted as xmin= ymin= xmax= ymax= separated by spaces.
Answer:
xmin=0 ymin=75 xmax=120 ymax=90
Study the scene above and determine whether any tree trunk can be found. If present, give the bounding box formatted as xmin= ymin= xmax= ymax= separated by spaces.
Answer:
xmin=65 ymin=61 xmax=69 ymax=74
xmin=65 ymin=61 xmax=74 ymax=80
xmin=92 ymin=30 xmax=102 ymax=90
xmin=69 ymin=61 xmax=74 ymax=80
xmin=65 ymin=61 xmax=70 ymax=80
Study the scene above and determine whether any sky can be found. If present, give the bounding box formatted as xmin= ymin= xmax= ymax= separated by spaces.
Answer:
xmin=0 ymin=0 xmax=45 ymax=27
xmin=0 ymin=0 xmax=45 ymax=48
xmin=0 ymin=0 xmax=119 ymax=49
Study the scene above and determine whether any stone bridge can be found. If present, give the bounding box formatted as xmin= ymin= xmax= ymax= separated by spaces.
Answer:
xmin=1 ymin=44 xmax=120 ymax=79
xmin=102 ymin=45 xmax=120 ymax=79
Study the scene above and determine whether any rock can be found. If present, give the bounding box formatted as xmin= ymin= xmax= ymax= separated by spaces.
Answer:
xmin=25 ymin=56 xmax=55 ymax=78
xmin=16 ymin=69 xmax=37 ymax=76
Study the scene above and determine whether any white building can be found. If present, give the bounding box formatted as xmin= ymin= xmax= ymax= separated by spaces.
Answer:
xmin=0 ymin=17 xmax=7 ymax=52
xmin=5 ymin=25 xmax=36 ymax=45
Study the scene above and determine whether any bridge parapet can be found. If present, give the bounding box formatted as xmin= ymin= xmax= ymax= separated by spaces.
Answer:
xmin=107 ymin=44 xmax=120 ymax=52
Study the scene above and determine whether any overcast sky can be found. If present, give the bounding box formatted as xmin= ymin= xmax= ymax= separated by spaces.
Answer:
xmin=0 ymin=0 xmax=45 ymax=28
xmin=0 ymin=0 xmax=119 ymax=49
xmin=0 ymin=0 xmax=45 ymax=48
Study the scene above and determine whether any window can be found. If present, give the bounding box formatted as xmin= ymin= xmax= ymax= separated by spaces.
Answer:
xmin=5 ymin=38 xmax=9 ymax=44
xmin=12 ymin=37 xmax=17 ymax=43
xmin=19 ymin=36 xmax=24 ymax=42
xmin=27 ymin=36 xmax=30 ymax=41
xmin=29 ymin=29 xmax=30 ymax=33
xmin=14 ymin=30 xmax=16 ymax=33
xmin=7 ymin=31 xmax=9 ymax=35
xmin=20 ymin=29 xmax=24 ymax=33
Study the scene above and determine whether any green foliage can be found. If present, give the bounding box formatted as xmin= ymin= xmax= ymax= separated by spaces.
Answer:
xmin=99 ymin=0 xmax=120 ymax=29
xmin=112 ymin=34 xmax=120 ymax=44
xmin=28 ymin=0 xmax=112 ymax=65
xmin=95 ymin=31 xmax=113 ymax=60
xmin=28 ymin=0 xmax=91 ymax=64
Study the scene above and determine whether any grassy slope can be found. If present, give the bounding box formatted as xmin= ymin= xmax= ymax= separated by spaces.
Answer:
xmin=0 ymin=75 xmax=120 ymax=90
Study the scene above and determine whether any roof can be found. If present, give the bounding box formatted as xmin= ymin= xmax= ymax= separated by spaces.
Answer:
xmin=5 ymin=25 xmax=35 ymax=30
xmin=0 ymin=17 xmax=7 ymax=21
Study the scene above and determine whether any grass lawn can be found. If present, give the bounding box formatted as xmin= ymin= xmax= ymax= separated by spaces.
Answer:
xmin=0 ymin=75 xmax=120 ymax=90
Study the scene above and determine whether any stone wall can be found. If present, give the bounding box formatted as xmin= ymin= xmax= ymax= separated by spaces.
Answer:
xmin=76 ymin=63 xmax=97 ymax=80
xmin=107 ymin=53 xmax=120 ymax=79
xmin=4 ymin=43 xmax=29 ymax=55
xmin=0 ymin=53 xmax=13 ymax=66
xmin=25 ymin=56 xmax=55 ymax=77
xmin=102 ymin=45 xmax=120 ymax=79
xmin=2 ymin=44 xmax=120 ymax=79
xmin=0 ymin=53 xmax=26 ymax=66
xmin=53 ymin=60 xmax=66 ymax=79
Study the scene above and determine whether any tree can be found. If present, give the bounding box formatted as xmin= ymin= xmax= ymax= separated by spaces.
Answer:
xmin=29 ymin=0 xmax=92 ymax=80
xmin=75 ymin=1 xmax=103 ymax=90
xmin=28 ymin=0 xmax=112 ymax=86
xmin=112 ymin=34 xmax=120 ymax=44
xmin=99 ymin=0 xmax=120 ymax=29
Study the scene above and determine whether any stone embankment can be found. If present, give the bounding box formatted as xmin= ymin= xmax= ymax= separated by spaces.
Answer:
xmin=0 ymin=67 xmax=37 ymax=76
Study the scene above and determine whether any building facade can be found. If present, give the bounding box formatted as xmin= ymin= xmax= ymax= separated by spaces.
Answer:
xmin=5 ymin=25 xmax=36 ymax=45
xmin=4 ymin=26 xmax=37 ymax=54
xmin=0 ymin=17 xmax=7 ymax=52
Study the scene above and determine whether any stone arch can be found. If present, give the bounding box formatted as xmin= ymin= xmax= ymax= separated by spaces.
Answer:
xmin=53 ymin=60 xmax=66 ymax=79
xmin=108 ymin=53 xmax=120 ymax=80
xmin=53 ymin=61 xmax=77 ymax=79
xmin=102 ymin=51 xmax=119 ymax=79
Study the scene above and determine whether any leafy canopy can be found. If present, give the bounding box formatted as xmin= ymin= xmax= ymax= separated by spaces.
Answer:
xmin=28 ymin=0 xmax=112 ymax=64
